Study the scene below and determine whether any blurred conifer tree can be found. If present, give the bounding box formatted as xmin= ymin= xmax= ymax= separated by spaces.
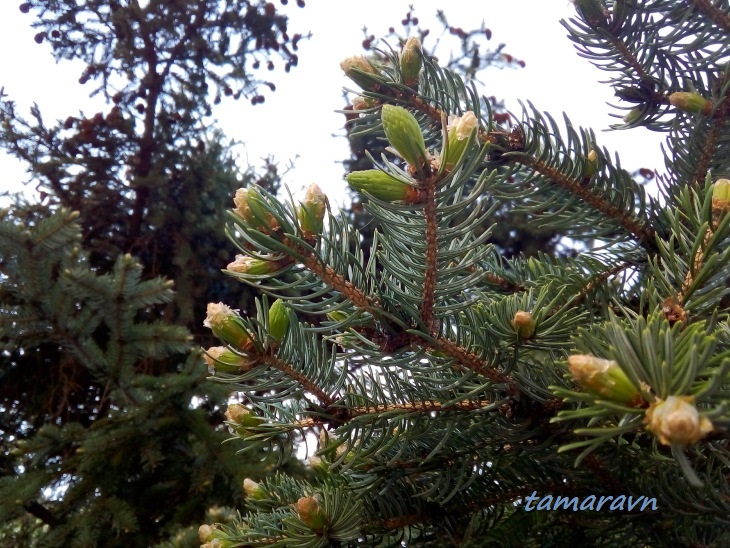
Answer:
xmin=0 ymin=1 xmax=307 ymax=545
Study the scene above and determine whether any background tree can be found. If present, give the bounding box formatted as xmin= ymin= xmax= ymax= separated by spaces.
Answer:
xmin=2 ymin=0 xmax=306 ymax=325
xmin=0 ymin=0 xmax=306 ymax=545
xmin=198 ymin=1 xmax=730 ymax=546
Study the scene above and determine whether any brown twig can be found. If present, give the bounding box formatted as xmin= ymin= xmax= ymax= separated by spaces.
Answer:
xmin=569 ymin=261 xmax=633 ymax=308
xmin=678 ymin=224 xmax=714 ymax=306
xmin=292 ymin=398 xmax=496 ymax=428
xmin=584 ymin=453 xmax=625 ymax=495
xmin=692 ymin=84 xmax=730 ymax=187
xmin=23 ymin=501 xmax=56 ymax=526
xmin=297 ymin=247 xmax=381 ymax=313
xmin=429 ymin=335 xmax=518 ymax=393
xmin=277 ymin=240 xmax=517 ymax=404
xmin=607 ymin=36 xmax=651 ymax=82
xmin=511 ymin=153 xmax=655 ymax=245
xmin=484 ymin=272 xmax=525 ymax=292
xmin=349 ymin=398 xmax=494 ymax=417
xmin=689 ymin=0 xmax=730 ymax=32
xmin=260 ymin=353 xmax=335 ymax=409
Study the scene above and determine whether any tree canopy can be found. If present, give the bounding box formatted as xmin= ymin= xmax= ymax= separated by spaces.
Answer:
xmin=1 ymin=1 xmax=306 ymax=545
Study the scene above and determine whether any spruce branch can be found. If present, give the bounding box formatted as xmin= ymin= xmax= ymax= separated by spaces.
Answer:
xmin=365 ymin=482 xmax=570 ymax=534
xmin=677 ymin=225 xmax=714 ymax=308
xmin=427 ymin=334 xmax=517 ymax=391
xmin=351 ymin=61 xmax=657 ymax=249
xmin=605 ymin=32 xmax=652 ymax=83
xmin=225 ymin=187 xmax=519 ymax=391
xmin=569 ymin=261 xmax=633 ymax=308
xmin=484 ymin=271 xmax=525 ymax=292
xmin=508 ymin=152 xmax=655 ymax=246
xmin=691 ymin=81 xmax=730 ymax=187
xmin=292 ymin=398 xmax=497 ymax=429
xmin=689 ymin=0 xmax=730 ymax=31
xmin=199 ymin=5 xmax=730 ymax=544
xmin=347 ymin=398 xmax=495 ymax=418
xmin=294 ymin=243 xmax=382 ymax=314
xmin=333 ymin=318 xmax=516 ymax=390
xmin=259 ymin=352 xmax=335 ymax=410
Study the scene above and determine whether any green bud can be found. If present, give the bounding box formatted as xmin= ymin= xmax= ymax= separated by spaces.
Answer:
xmin=511 ymin=311 xmax=536 ymax=340
xmin=340 ymin=56 xmax=381 ymax=91
xmin=573 ymin=0 xmax=609 ymax=28
xmin=268 ymin=299 xmax=290 ymax=343
xmin=198 ymin=524 xmax=215 ymax=543
xmin=584 ymin=149 xmax=599 ymax=179
xmin=668 ymin=91 xmax=713 ymax=115
xmin=227 ymin=255 xmax=279 ymax=276
xmin=296 ymin=495 xmax=328 ymax=531
xmin=233 ymin=187 xmax=254 ymax=221
xmin=199 ymin=525 xmax=236 ymax=547
xmin=198 ymin=525 xmax=229 ymax=544
xmin=346 ymin=169 xmax=421 ymax=202
xmin=645 ymin=395 xmax=713 ymax=446
xmin=225 ymin=403 xmax=263 ymax=428
xmin=381 ymin=104 xmax=429 ymax=169
xmin=204 ymin=302 xmax=251 ymax=349
xmin=326 ymin=310 xmax=349 ymax=323
xmin=352 ymin=95 xmax=380 ymax=111
xmin=568 ymin=354 xmax=643 ymax=406
xmin=308 ymin=456 xmax=328 ymax=472
xmin=298 ymin=183 xmax=327 ymax=238
xmin=203 ymin=346 xmax=253 ymax=374
xmin=400 ymin=36 xmax=422 ymax=87
xmin=622 ymin=107 xmax=643 ymax=125
xmin=443 ymin=111 xmax=478 ymax=169
xmin=712 ymin=178 xmax=730 ymax=213
xmin=233 ymin=187 xmax=279 ymax=232
xmin=226 ymin=405 xmax=264 ymax=438
xmin=243 ymin=478 xmax=266 ymax=500
xmin=200 ymin=540 xmax=234 ymax=548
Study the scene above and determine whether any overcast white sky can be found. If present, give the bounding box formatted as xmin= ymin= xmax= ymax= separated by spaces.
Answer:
xmin=0 ymin=0 xmax=665 ymax=207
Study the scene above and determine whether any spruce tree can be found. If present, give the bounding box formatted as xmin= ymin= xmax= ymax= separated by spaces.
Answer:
xmin=1 ymin=1 xmax=306 ymax=545
xmin=199 ymin=1 xmax=730 ymax=546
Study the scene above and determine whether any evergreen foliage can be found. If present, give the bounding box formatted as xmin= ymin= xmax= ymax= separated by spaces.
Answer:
xmin=200 ymin=1 xmax=730 ymax=546
xmin=341 ymin=10 xmax=562 ymax=259
xmin=2 ymin=208 xmax=221 ymax=544
xmin=0 ymin=0 xmax=307 ymax=545
xmin=1 ymin=0 xmax=305 ymax=326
